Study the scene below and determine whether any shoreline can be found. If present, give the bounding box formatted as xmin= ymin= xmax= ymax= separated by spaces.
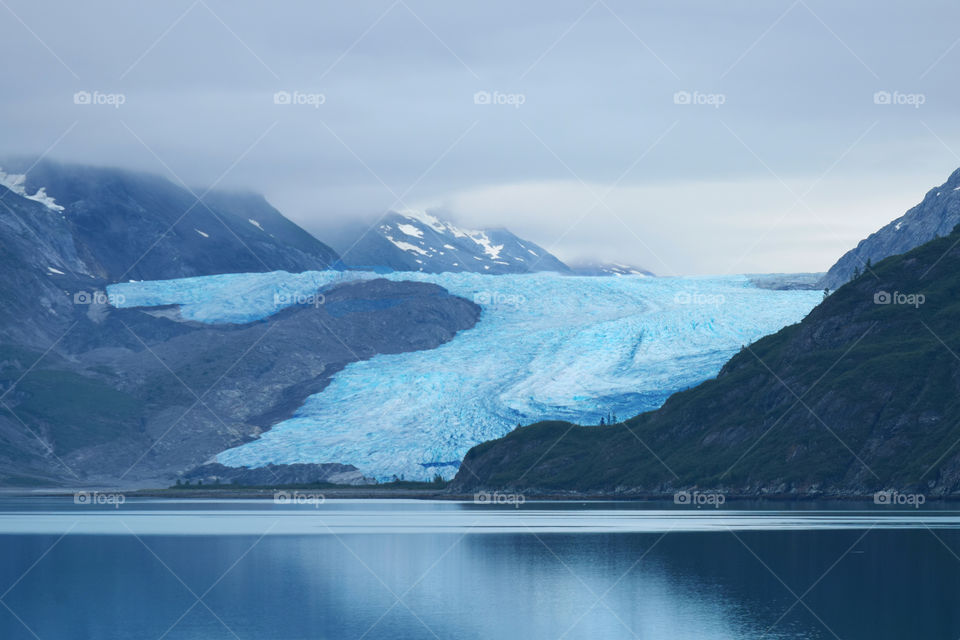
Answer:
xmin=2 ymin=487 xmax=957 ymax=503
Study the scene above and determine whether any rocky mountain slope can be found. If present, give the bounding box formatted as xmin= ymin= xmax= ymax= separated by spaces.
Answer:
xmin=821 ymin=168 xmax=960 ymax=289
xmin=0 ymin=163 xmax=480 ymax=487
xmin=452 ymin=225 xmax=960 ymax=497
xmin=2 ymin=159 xmax=340 ymax=282
xmin=1 ymin=278 xmax=478 ymax=487
xmin=330 ymin=210 xmax=571 ymax=274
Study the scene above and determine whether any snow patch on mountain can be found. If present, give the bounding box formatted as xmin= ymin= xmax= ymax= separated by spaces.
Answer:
xmin=467 ymin=230 xmax=503 ymax=259
xmin=387 ymin=236 xmax=429 ymax=255
xmin=0 ymin=169 xmax=64 ymax=212
xmin=396 ymin=223 xmax=423 ymax=238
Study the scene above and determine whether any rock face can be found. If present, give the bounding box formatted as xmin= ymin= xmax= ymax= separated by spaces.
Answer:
xmin=1 ymin=275 xmax=480 ymax=488
xmin=0 ymin=163 xmax=481 ymax=488
xmin=821 ymin=168 xmax=960 ymax=289
xmin=330 ymin=210 xmax=571 ymax=274
xmin=451 ymin=225 xmax=960 ymax=497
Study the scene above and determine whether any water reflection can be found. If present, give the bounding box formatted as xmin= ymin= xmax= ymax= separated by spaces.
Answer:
xmin=1 ymin=499 xmax=958 ymax=639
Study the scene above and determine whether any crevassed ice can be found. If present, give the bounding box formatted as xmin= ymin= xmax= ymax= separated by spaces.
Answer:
xmin=109 ymin=272 xmax=821 ymax=481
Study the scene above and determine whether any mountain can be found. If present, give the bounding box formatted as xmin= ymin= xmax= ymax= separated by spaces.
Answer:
xmin=568 ymin=261 xmax=654 ymax=277
xmin=1 ymin=159 xmax=340 ymax=283
xmin=821 ymin=168 xmax=960 ymax=289
xmin=451 ymin=224 xmax=960 ymax=497
xmin=0 ymin=162 xmax=480 ymax=486
xmin=330 ymin=210 xmax=571 ymax=274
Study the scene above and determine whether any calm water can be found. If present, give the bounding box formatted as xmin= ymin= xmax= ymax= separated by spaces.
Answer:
xmin=1 ymin=498 xmax=959 ymax=639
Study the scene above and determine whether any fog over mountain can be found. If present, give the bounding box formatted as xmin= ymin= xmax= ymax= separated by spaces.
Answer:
xmin=2 ymin=1 xmax=960 ymax=273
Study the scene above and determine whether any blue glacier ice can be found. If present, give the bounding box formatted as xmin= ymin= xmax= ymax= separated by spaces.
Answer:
xmin=109 ymin=272 xmax=822 ymax=481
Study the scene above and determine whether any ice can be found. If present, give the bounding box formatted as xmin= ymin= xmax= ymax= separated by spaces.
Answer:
xmin=110 ymin=270 xmax=351 ymax=324
xmin=109 ymin=272 xmax=821 ymax=481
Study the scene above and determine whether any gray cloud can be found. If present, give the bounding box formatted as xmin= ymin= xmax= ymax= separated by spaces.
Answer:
xmin=1 ymin=0 xmax=958 ymax=274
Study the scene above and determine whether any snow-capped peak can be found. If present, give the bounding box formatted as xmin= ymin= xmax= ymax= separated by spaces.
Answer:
xmin=396 ymin=209 xmax=504 ymax=259
xmin=0 ymin=168 xmax=64 ymax=212
xmin=337 ymin=209 xmax=572 ymax=275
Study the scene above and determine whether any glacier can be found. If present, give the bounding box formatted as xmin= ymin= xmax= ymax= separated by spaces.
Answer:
xmin=109 ymin=272 xmax=822 ymax=481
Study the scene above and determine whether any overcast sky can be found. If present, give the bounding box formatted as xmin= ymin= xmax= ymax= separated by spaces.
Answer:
xmin=1 ymin=0 xmax=959 ymax=275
